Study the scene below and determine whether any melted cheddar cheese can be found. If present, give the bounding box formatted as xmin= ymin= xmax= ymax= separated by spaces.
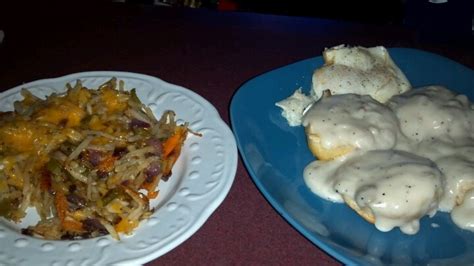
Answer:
xmin=101 ymin=87 xmax=128 ymax=114
xmin=33 ymin=99 xmax=86 ymax=128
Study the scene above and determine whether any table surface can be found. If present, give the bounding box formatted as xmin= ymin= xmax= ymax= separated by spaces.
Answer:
xmin=0 ymin=2 xmax=473 ymax=265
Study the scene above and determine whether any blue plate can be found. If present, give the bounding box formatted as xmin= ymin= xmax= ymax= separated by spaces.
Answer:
xmin=230 ymin=48 xmax=474 ymax=265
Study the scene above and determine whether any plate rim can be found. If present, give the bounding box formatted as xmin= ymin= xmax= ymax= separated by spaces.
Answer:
xmin=0 ymin=71 xmax=238 ymax=265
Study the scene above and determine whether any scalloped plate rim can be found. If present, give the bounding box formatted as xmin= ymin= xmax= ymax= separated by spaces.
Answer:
xmin=0 ymin=71 xmax=238 ymax=265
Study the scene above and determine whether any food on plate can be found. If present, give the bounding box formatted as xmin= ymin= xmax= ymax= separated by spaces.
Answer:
xmin=302 ymin=85 xmax=474 ymax=235
xmin=312 ymin=45 xmax=411 ymax=103
xmin=275 ymin=88 xmax=313 ymax=127
xmin=304 ymin=150 xmax=443 ymax=234
xmin=301 ymin=91 xmax=400 ymax=160
xmin=0 ymin=78 xmax=189 ymax=240
xmin=275 ymin=45 xmax=411 ymax=127
xmin=387 ymin=85 xmax=474 ymax=143
xmin=436 ymin=154 xmax=474 ymax=212
xmin=387 ymin=86 xmax=474 ymax=214
xmin=276 ymin=45 xmax=474 ymax=235
xmin=451 ymin=189 xmax=474 ymax=231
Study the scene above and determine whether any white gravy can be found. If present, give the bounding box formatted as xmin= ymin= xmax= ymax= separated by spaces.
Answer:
xmin=312 ymin=45 xmax=411 ymax=103
xmin=452 ymin=189 xmax=474 ymax=231
xmin=302 ymin=94 xmax=401 ymax=152
xmin=302 ymin=85 xmax=474 ymax=234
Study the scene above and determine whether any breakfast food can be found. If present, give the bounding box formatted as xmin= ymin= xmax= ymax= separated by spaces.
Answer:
xmin=276 ymin=45 xmax=474 ymax=235
xmin=0 ymin=78 xmax=189 ymax=240
xmin=302 ymin=85 xmax=474 ymax=235
xmin=275 ymin=88 xmax=314 ymax=127
xmin=388 ymin=85 xmax=474 ymax=143
xmin=302 ymin=91 xmax=400 ymax=160
xmin=275 ymin=45 xmax=411 ymax=127
xmin=305 ymin=150 xmax=444 ymax=234
xmin=312 ymin=45 xmax=411 ymax=103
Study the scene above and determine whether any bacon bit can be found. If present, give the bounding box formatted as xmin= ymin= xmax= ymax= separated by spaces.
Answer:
xmin=55 ymin=190 xmax=83 ymax=232
xmin=62 ymin=218 xmax=83 ymax=232
xmin=98 ymin=155 xmax=116 ymax=172
xmin=40 ymin=171 xmax=52 ymax=192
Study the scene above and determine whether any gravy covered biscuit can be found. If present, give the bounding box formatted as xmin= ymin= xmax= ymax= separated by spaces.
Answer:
xmin=275 ymin=45 xmax=411 ymax=127
xmin=388 ymin=85 xmax=474 ymax=143
xmin=437 ymin=154 xmax=474 ymax=212
xmin=302 ymin=92 xmax=400 ymax=160
xmin=276 ymin=45 xmax=474 ymax=235
xmin=312 ymin=45 xmax=411 ymax=103
xmin=304 ymin=150 xmax=444 ymax=234
xmin=302 ymin=86 xmax=474 ymax=234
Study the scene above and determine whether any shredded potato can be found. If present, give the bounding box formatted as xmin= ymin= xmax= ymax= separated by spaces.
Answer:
xmin=0 ymin=78 xmax=189 ymax=240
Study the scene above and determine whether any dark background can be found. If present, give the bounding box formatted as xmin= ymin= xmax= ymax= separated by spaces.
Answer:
xmin=0 ymin=1 xmax=472 ymax=265
xmin=123 ymin=0 xmax=474 ymax=46
xmin=1 ymin=0 xmax=473 ymax=45
xmin=131 ymin=1 xmax=472 ymax=31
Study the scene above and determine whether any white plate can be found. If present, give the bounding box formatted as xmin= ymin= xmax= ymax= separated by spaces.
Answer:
xmin=0 ymin=71 xmax=238 ymax=265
